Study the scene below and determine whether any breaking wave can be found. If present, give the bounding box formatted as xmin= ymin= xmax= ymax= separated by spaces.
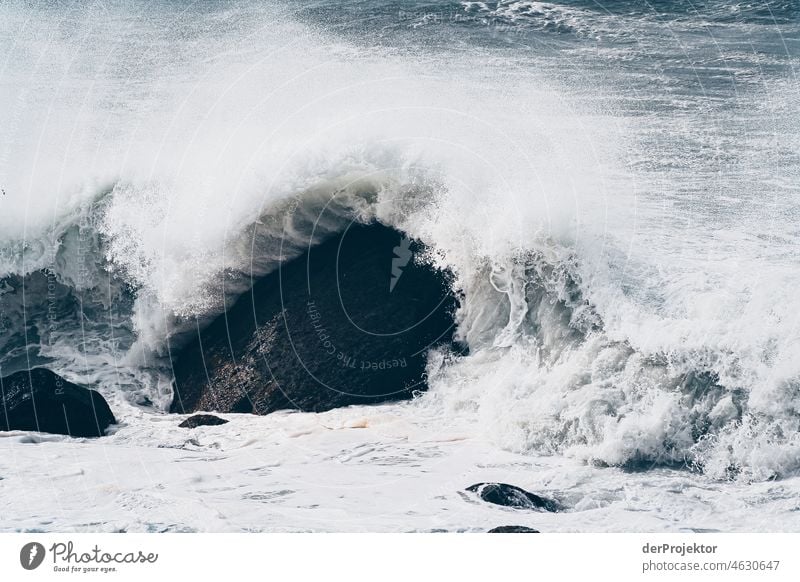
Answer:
xmin=1 ymin=0 xmax=800 ymax=483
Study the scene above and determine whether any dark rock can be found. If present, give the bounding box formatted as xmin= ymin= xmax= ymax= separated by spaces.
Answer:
xmin=488 ymin=526 xmax=540 ymax=533
xmin=179 ymin=414 xmax=229 ymax=428
xmin=0 ymin=368 xmax=116 ymax=437
xmin=170 ymin=223 xmax=460 ymax=415
xmin=467 ymin=483 xmax=562 ymax=512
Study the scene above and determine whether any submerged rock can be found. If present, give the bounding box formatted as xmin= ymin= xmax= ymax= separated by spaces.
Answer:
xmin=179 ymin=414 xmax=229 ymax=428
xmin=170 ymin=223 xmax=460 ymax=415
xmin=487 ymin=526 xmax=540 ymax=533
xmin=0 ymin=368 xmax=116 ymax=437
xmin=467 ymin=483 xmax=561 ymax=512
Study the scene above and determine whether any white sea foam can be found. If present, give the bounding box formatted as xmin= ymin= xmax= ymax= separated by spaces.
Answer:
xmin=1 ymin=0 xmax=800 ymax=532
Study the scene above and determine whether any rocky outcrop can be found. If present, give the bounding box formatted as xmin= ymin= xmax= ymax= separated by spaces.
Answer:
xmin=487 ymin=526 xmax=540 ymax=533
xmin=467 ymin=483 xmax=561 ymax=512
xmin=170 ymin=223 xmax=460 ymax=415
xmin=0 ymin=368 xmax=116 ymax=437
xmin=179 ymin=414 xmax=229 ymax=428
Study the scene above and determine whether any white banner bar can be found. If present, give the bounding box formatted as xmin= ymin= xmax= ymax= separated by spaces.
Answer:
xmin=1 ymin=534 xmax=798 ymax=581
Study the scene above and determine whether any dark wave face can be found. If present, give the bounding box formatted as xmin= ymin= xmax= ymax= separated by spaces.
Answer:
xmin=0 ymin=0 xmax=799 ymax=482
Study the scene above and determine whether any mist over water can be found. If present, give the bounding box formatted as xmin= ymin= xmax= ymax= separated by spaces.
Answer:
xmin=1 ymin=0 xmax=800 ymax=491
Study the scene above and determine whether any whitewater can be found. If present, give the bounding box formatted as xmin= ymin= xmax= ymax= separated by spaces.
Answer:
xmin=1 ymin=0 xmax=800 ymax=531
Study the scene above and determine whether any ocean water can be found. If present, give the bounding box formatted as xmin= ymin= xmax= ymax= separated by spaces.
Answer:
xmin=1 ymin=0 xmax=800 ymax=531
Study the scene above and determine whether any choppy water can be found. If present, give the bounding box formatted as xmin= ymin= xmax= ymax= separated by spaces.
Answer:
xmin=1 ymin=1 xmax=799 ymax=531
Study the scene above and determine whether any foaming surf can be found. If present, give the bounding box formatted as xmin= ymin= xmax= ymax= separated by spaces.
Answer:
xmin=1 ymin=1 xmax=800 ymax=536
